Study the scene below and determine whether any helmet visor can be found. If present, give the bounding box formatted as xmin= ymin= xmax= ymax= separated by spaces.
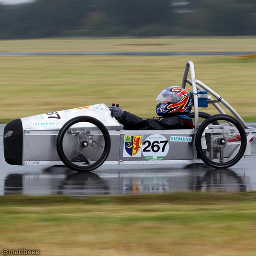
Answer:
xmin=156 ymin=89 xmax=182 ymax=104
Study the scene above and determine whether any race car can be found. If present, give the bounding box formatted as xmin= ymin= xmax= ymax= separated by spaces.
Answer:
xmin=3 ymin=61 xmax=255 ymax=172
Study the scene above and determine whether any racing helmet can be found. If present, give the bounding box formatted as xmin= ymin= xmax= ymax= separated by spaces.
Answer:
xmin=156 ymin=86 xmax=192 ymax=116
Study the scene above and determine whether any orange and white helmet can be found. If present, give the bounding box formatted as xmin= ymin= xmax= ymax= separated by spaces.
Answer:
xmin=156 ymin=86 xmax=192 ymax=115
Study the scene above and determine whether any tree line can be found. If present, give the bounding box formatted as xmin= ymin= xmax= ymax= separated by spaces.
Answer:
xmin=0 ymin=0 xmax=256 ymax=39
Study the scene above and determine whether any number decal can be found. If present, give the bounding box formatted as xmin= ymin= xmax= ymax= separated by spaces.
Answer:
xmin=160 ymin=140 xmax=168 ymax=152
xmin=143 ymin=140 xmax=168 ymax=153
xmin=46 ymin=112 xmax=61 ymax=119
xmin=143 ymin=140 xmax=151 ymax=152
xmin=151 ymin=141 xmax=161 ymax=152
xmin=39 ymin=111 xmax=63 ymax=121
xmin=142 ymin=134 xmax=169 ymax=161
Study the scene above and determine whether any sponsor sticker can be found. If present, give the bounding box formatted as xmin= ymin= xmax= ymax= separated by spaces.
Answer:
xmin=72 ymin=104 xmax=105 ymax=112
xmin=32 ymin=121 xmax=56 ymax=126
xmin=123 ymin=136 xmax=142 ymax=157
xmin=142 ymin=134 xmax=169 ymax=161
xmin=72 ymin=105 xmax=92 ymax=111
xmin=170 ymin=136 xmax=192 ymax=142
xmin=24 ymin=161 xmax=40 ymax=165
xmin=92 ymin=104 xmax=105 ymax=111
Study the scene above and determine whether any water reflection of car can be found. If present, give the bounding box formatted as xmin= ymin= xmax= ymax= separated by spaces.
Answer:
xmin=3 ymin=166 xmax=249 ymax=196
xmin=195 ymin=169 xmax=247 ymax=192
xmin=58 ymin=172 xmax=110 ymax=196
xmin=4 ymin=167 xmax=110 ymax=196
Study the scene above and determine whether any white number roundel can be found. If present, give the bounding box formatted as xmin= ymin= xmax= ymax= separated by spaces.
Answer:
xmin=142 ymin=134 xmax=169 ymax=161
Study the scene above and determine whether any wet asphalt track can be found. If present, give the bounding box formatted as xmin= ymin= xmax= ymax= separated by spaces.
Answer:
xmin=1 ymin=123 xmax=256 ymax=196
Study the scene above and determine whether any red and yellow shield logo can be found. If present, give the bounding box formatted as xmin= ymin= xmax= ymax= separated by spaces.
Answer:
xmin=125 ymin=136 xmax=142 ymax=156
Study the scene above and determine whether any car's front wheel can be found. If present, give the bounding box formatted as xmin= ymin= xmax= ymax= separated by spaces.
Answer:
xmin=56 ymin=116 xmax=111 ymax=172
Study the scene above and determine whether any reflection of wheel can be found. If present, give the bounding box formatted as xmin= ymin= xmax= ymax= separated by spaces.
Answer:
xmin=59 ymin=172 xmax=110 ymax=196
xmin=57 ymin=116 xmax=111 ymax=172
xmin=196 ymin=169 xmax=247 ymax=192
xmin=195 ymin=114 xmax=247 ymax=168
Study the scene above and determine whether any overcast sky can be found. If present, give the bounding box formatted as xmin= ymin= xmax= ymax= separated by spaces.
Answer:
xmin=0 ymin=0 xmax=34 ymax=4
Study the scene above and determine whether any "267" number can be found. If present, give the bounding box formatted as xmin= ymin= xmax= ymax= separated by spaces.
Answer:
xmin=143 ymin=140 xmax=168 ymax=153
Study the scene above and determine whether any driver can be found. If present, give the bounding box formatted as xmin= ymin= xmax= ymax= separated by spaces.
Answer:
xmin=110 ymin=86 xmax=194 ymax=130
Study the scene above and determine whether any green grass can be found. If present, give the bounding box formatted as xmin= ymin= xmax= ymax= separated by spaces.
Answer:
xmin=1 ymin=193 xmax=256 ymax=256
xmin=1 ymin=37 xmax=256 ymax=122
xmin=1 ymin=37 xmax=256 ymax=52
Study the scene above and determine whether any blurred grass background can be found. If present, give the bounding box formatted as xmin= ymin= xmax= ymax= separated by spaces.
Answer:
xmin=1 ymin=193 xmax=256 ymax=256
xmin=1 ymin=37 xmax=256 ymax=52
xmin=1 ymin=37 xmax=256 ymax=123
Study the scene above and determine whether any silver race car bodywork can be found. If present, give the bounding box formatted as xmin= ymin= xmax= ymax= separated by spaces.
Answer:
xmin=3 ymin=61 xmax=255 ymax=171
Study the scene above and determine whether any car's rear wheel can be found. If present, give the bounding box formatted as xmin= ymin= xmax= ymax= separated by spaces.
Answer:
xmin=195 ymin=114 xmax=247 ymax=168
xmin=188 ymin=112 xmax=219 ymax=125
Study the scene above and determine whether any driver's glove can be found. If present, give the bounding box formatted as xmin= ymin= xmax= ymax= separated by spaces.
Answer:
xmin=109 ymin=106 xmax=124 ymax=120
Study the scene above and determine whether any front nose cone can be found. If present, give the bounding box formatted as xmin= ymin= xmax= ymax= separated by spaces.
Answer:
xmin=3 ymin=119 xmax=23 ymax=165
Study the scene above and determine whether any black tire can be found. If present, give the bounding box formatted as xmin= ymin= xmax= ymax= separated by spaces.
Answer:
xmin=188 ymin=112 xmax=219 ymax=125
xmin=195 ymin=114 xmax=247 ymax=168
xmin=188 ymin=111 xmax=211 ymax=119
xmin=57 ymin=116 xmax=111 ymax=172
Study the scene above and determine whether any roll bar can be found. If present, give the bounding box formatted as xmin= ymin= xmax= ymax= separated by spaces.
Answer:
xmin=182 ymin=61 xmax=248 ymax=129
